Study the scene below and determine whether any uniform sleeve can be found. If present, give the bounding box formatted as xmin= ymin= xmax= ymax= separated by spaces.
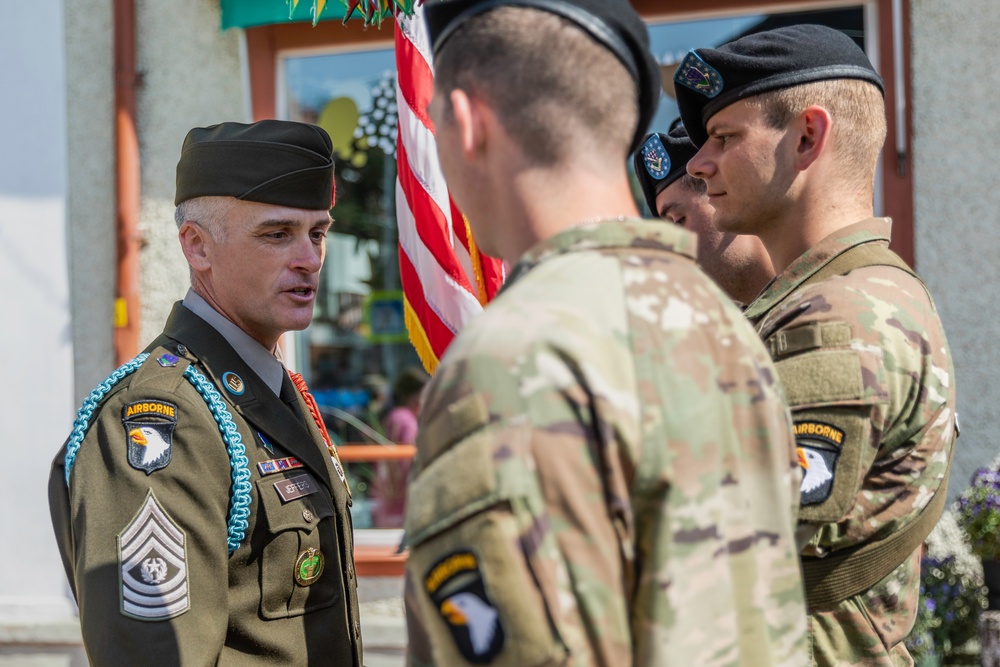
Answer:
xmin=403 ymin=350 xmax=632 ymax=667
xmin=56 ymin=381 xmax=234 ymax=665
xmin=761 ymin=269 xmax=952 ymax=548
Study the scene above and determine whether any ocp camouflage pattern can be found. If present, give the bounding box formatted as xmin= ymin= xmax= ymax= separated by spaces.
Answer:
xmin=404 ymin=219 xmax=809 ymax=666
xmin=745 ymin=217 xmax=957 ymax=666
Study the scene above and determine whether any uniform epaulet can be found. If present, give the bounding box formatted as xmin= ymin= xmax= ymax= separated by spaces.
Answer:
xmin=64 ymin=350 xmax=252 ymax=554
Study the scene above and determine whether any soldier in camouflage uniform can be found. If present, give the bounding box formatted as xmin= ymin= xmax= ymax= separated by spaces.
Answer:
xmin=403 ymin=1 xmax=809 ymax=665
xmin=675 ymin=25 xmax=958 ymax=665
xmin=633 ymin=121 xmax=773 ymax=306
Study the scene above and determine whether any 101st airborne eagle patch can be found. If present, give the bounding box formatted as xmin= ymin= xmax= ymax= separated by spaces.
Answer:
xmin=795 ymin=421 xmax=844 ymax=506
xmin=122 ymin=400 xmax=177 ymax=474
xmin=118 ymin=490 xmax=189 ymax=621
xmin=425 ymin=550 xmax=505 ymax=664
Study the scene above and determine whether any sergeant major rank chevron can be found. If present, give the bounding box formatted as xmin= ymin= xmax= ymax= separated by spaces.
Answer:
xmin=117 ymin=491 xmax=189 ymax=621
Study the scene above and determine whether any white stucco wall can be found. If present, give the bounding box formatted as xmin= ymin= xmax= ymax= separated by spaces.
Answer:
xmin=136 ymin=0 xmax=245 ymax=346
xmin=0 ymin=0 xmax=75 ymax=628
xmin=66 ymin=0 xmax=116 ymax=404
xmin=911 ymin=0 xmax=1000 ymax=499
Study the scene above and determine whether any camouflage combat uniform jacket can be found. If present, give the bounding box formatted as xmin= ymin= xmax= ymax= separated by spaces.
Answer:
xmin=403 ymin=220 xmax=809 ymax=666
xmin=743 ymin=218 xmax=957 ymax=666
xmin=48 ymin=303 xmax=362 ymax=666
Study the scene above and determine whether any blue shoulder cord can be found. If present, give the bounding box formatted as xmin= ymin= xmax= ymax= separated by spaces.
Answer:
xmin=63 ymin=353 xmax=252 ymax=554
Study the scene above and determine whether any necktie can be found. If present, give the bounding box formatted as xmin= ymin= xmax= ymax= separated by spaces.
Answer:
xmin=288 ymin=371 xmax=349 ymax=492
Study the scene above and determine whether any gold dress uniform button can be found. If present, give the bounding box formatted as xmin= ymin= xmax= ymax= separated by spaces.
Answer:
xmin=294 ymin=548 xmax=324 ymax=586
xmin=302 ymin=509 xmax=314 ymax=522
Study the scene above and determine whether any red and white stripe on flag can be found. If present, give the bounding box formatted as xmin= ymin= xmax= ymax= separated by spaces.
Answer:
xmin=394 ymin=8 xmax=505 ymax=374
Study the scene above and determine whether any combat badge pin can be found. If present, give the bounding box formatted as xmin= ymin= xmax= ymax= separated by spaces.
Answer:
xmin=118 ymin=490 xmax=189 ymax=620
xmin=674 ymin=51 xmax=724 ymax=98
xmin=425 ymin=550 xmax=505 ymax=664
xmin=641 ymin=133 xmax=671 ymax=180
xmin=295 ymin=547 xmax=324 ymax=586
xmin=222 ymin=372 xmax=245 ymax=395
xmin=122 ymin=400 xmax=177 ymax=475
xmin=795 ymin=421 xmax=844 ymax=506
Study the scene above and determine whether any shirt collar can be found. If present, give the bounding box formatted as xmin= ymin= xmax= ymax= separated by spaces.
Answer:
xmin=182 ymin=289 xmax=286 ymax=396
xmin=743 ymin=217 xmax=892 ymax=322
xmin=505 ymin=217 xmax=698 ymax=287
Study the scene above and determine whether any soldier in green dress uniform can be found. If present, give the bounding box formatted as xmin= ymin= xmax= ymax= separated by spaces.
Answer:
xmin=48 ymin=120 xmax=363 ymax=665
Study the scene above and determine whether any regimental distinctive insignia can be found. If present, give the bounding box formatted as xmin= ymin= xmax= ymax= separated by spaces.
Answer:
xmin=222 ymin=372 xmax=245 ymax=395
xmin=156 ymin=353 xmax=179 ymax=368
xmin=795 ymin=421 xmax=844 ymax=505
xmin=425 ymin=550 xmax=505 ymax=664
xmin=295 ymin=547 xmax=324 ymax=586
xmin=122 ymin=400 xmax=177 ymax=475
xmin=258 ymin=431 xmax=275 ymax=454
xmin=641 ymin=134 xmax=671 ymax=180
xmin=118 ymin=491 xmax=189 ymax=621
xmin=674 ymin=51 xmax=724 ymax=98
xmin=257 ymin=456 xmax=303 ymax=476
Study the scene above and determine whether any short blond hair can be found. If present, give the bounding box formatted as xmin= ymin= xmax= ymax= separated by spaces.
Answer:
xmin=746 ymin=79 xmax=886 ymax=190
xmin=434 ymin=6 xmax=638 ymax=166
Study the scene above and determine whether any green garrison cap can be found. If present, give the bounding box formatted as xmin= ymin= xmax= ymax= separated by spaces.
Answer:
xmin=674 ymin=24 xmax=884 ymax=147
xmin=175 ymin=120 xmax=336 ymax=209
xmin=423 ymin=0 xmax=661 ymax=153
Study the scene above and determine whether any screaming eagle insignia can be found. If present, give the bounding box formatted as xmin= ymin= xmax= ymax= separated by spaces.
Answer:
xmin=425 ymin=550 xmax=505 ymax=664
xmin=795 ymin=421 xmax=844 ymax=505
xmin=118 ymin=490 xmax=189 ymax=621
xmin=122 ymin=400 xmax=177 ymax=474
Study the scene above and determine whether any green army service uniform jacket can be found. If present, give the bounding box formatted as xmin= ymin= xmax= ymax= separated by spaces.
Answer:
xmin=403 ymin=220 xmax=809 ymax=667
xmin=48 ymin=303 xmax=362 ymax=666
xmin=743 ymin=218 xmax=957 ymax=666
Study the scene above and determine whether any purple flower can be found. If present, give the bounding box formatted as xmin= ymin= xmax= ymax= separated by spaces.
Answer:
xmin=925 ymin=598 xmax=936 ymax=613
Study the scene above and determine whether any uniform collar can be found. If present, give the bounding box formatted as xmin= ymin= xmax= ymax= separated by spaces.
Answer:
xmin=505 ymin=217 xmax=698 ymax=287
xmin=182 ymin=289 xmax=285 ymax=396
xmin=743 ymin=217 xmax=892 ymax=322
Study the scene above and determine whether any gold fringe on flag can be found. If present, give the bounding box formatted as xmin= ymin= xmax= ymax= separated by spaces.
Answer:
xmin=463 ymin=215 xmax=489 ymax=306
xmin=404 ymin=297 xmax=440 ymax=374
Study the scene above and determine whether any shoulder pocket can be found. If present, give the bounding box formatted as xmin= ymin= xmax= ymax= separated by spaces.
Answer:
xmin=775 ymin=347 xmax=884 ymax=524
xmin=257 ymin=474 xmax=342 ymax=619
xmin=405 ymin=423 xmax=567 ymax=667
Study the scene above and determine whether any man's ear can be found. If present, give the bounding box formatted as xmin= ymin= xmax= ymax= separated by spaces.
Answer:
xmin=793 ymin=105 xmax=833 ymax=171
xmin=449 ymin=88 xmax=489 ymax=161
xmin=178 ymin=221 xmax=212 ymax=271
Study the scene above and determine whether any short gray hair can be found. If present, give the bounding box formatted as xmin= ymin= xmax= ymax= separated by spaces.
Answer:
xmin=174 ymin=196 xmax=234 ymax=241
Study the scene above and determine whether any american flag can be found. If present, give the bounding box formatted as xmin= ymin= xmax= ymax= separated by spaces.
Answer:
xmin=393 ymin=7 xmax=504 ymax=373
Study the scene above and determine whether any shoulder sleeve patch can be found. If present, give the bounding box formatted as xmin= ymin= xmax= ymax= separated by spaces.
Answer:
xmin=118 ymin=490 xmax=189 ymax=621
xmin=425 ymin=550 xmax=506 ymax=663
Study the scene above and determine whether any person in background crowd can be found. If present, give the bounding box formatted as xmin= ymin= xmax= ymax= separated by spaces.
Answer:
xmin=370 ymin=365 xmax=429 ymax=528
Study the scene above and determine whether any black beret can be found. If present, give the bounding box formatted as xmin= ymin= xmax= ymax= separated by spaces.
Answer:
xmin=674 ymin=24 xmax=884 ymax=147
xmin=175 ymin=120 xmax=335 ymax=209
xmin=633 ymin=120 xmax=698 ymax=215
xmin=424 ymin=0 xmax=660 ymax=153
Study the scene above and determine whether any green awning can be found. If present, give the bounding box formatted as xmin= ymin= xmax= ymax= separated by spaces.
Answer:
xmin=220 ymin=0 xmax=348 ymax=30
